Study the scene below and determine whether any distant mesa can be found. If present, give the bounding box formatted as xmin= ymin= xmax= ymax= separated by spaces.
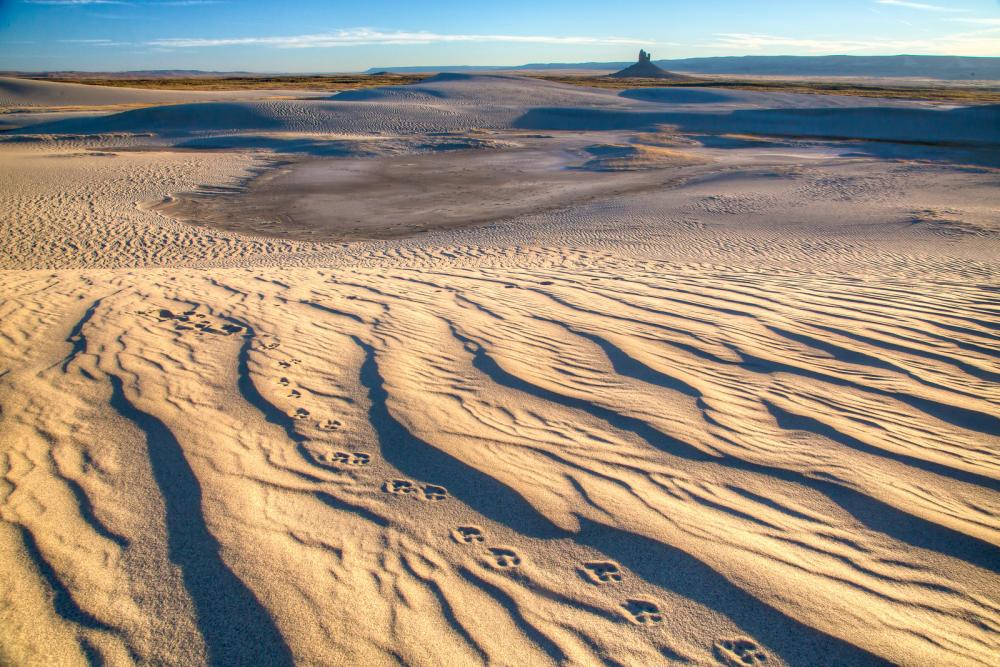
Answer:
xmin=609 ymin=50 xmax=691 ymax=80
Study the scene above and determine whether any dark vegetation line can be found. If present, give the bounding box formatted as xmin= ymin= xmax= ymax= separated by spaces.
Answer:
xmin=18 ymin=73 xmax=999 ymax=103
xmin=25 ymin=74 xmax=432 ymax=91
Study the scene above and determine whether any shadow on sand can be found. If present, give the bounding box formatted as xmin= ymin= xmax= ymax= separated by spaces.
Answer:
xmin=108 ymin=375 xmax=293 ymax=667
xmin=354 ymin=336 xmax=566 ymax=540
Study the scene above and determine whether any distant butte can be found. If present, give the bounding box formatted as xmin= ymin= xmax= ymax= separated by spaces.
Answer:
xmin=609 ymin=50 xmax=692 ymax=80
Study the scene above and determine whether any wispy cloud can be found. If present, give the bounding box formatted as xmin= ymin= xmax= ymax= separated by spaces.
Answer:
xmin=23 ymin=0 xmax=130 ymax=5
xmin=712 ymin=28 xmax=1000 ymax=56
xmin=950 ymin=17 xmax=1000 ymax=26
xmin=712 ymin=34 xmax=872 ymax=52
xmin=147 ymin=28 xmax=653 ymax=49
xmin=23 ymin=0 xmax=223 ymax=4
xmin=59 ymin=38 xmax=130 ymax=45
xmin=874 ymin=0 xmax=965 ymax=12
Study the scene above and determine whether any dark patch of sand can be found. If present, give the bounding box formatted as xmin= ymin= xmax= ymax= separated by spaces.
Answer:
xmin=152 ymin=135 xmax=708 ymax=242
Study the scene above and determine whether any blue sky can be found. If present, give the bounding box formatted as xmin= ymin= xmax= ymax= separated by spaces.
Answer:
xmin=1 ymin=0 xmax=998 ymax=72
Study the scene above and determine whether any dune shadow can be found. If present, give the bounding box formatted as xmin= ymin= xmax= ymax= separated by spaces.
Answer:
xmin=765 ymin=401 xmax=1000 ymax=492
xmin=175 ymin=135 xmax=359 ymax=156
xmin=736 ymin=345 xmax=1000 ymax=439
xmin=574 ymin=518 xmax=891 ymax=667
xmin=17 ymin=102 xmax=285 ymax=136
xmin=455 ymin=566 xmax=568 ymax=663
xmin=15 ymin=523 xmax=114 ymax=633
xmin=455 ymin=329 xmax=1000 ymax=572
xmin=353 ymin=336 xmax=565 ymax=539
xmin=108 ymin=375 xmax=293 ymax=667
xmin=512 ymin=104 xmax=1000 ymax=159
xmin=332 ymin=87 xmax=447 ymax=102
xmin=620 ymin=88 xmax=734 ymax=104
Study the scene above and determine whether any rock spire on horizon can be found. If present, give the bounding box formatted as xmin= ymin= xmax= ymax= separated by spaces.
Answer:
xmin=609 ymin=49 xmax=690 ymax=80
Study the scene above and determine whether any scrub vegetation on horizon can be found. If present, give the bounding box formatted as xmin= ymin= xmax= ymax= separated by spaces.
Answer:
xmin=21 ymin=72 xmax=1000 ymax=104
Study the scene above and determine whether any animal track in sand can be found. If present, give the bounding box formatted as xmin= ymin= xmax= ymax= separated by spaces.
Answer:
xmin=622 ymin=599 xmax=663 ymax=625
xmin=383 ymin=479 xmax=418 ymax=496
xmin=421 ymin=484 xmax=449 ymax=501
xmin=330 ymin=451 xmax=371 ymax=466
xmin=140 ymin=308 xmax=244 ymax=336
xmin=309 ymin=449 xmax=370 ymax=468
xmin=214 ymin=323 xmax=245 ymax=335
xmin=278 ymin=377 xmax=290 ymax=386
xmin=582 ymin=561 xmax=623 ymax=584
xmin=713 ymin=638 xmax=769 ymax=666
xmin=487 ymin=547 xmax=522 ymax=569
xmin=291 ymin=407 xmax=310 ymax=420
xmin=319 ymin=418 xmax=342 ymax=431
xmin=259 ymin=341 xmax=280 ymax=350
xmin=288 ymin=389 xmax=301 ymax=399
xmin=451 ymin=526 xmax=485 ymax=544
xmin=278 ymin=358 xmax=302 ymax=369
xmin=382 ymin=480 xmax=449 ymax=501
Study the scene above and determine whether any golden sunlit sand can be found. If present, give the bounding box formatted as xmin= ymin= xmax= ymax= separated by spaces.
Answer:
xmin=1 ymin=73 xmax=998 ymax=666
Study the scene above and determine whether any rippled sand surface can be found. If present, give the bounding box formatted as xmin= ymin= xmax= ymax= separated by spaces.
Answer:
xmin=1 ymin=75 xmax=998 ymax=666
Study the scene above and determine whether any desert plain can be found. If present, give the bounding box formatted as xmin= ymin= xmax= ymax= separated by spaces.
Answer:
xmin=0 ymin=73 xmax=998 ymax=666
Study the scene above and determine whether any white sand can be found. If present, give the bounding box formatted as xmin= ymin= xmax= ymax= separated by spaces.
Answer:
xmin=1 ymin=75 xmax=998 ymax=666
xmin=0 ymin=76 xmax=331 ymax=108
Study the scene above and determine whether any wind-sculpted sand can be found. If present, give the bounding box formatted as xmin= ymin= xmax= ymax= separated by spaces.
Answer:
xmin=1 ymin=74 xmax=998 ymax=666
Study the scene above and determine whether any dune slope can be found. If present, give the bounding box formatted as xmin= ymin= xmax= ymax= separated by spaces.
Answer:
xmin=0 ymin=75 xmax=998 ymax=667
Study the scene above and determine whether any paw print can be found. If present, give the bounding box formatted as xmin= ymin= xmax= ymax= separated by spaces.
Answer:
xmin=582 ymin=561 xmax=622 ymax=584
xmin=451 ymin=526 xmax=485 ymax=544
xmin=713 ymin=638 xmax=769 ymax=666
xmin=622 ymin=599 xmax=663 ymax=625
xmin=421 ymin=484 xmax=448 ymax=501
xmin=331 ymin=451 xmax=371 ymax=466
xmin=487 ymin=547 xmax=521 ymax=569
xmin=383 ymin=479 xmax=418 ymax=496
xmin=319 ymin=419 xmax=342 ymax=431
xmin=291 ymin=407 xmax=310 ymax=420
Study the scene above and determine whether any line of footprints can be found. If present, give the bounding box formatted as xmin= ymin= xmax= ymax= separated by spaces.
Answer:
xmin=266 ymin=339 xmax=768 ymax=663
xmin=450 ymin=524 xmax=667 ymax=626
xmin=265 ymin=343 xmax=374 ymax=467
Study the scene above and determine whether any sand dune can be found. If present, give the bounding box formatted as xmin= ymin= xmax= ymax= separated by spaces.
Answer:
xmin=0 ymin=75 xmax=998 ymax=666
xmin=0 ymin=76 xmax=328 ymax=109
xmin=14 ymin=72 xmax=996 ymax=150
